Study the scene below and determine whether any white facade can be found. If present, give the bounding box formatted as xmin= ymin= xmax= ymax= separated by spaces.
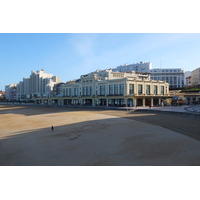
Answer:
xmin=113 ymin=61 xmax=152 ymax=73
xmin=5 ymin=83 xmax=18 ymax=101
xmin=39 ymin=70 xmax=170 ymax=107
xmin=149 ymin=68 xmax=185 ymax=88
xmin=15 ymin=69 xmax=61 ymax=101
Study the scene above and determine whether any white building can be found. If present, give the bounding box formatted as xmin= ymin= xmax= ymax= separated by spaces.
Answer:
xmin=15 ymin=69 xmax=61 ymax=101
xmin=113 ymin=61 xmax=152 ymax=73
xmin=5 ymin=83 xmax=18 ymax=101
xmin=149 ymin=68 xmax=185 ymax=89
xmin=38 ymin=69 xmax=170 ymax=107
xmin=112 ymin=61 xmax=185 ymax=89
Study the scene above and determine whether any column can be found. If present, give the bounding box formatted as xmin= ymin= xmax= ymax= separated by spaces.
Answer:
xmin=151 ymin=98 xmax=153 ymax=106
xmin=125 ymin=98 xmax=128 ymax=107
xmin=142 ymin=98 xmax=145 ymax=107
xmin=134 ymin=98 xmax=137 ymax=107
xmin=158 ymin=98 xmax=161 ymax=106
xmin=92 ymin=98 xmax=95 ymax=106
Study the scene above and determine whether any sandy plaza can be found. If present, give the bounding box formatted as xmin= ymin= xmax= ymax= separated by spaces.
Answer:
xmin=0 ymin=104 xmax=200 ymax=166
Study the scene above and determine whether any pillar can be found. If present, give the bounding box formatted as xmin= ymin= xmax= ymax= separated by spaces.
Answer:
xmin=125 ymin=98 xmax=128 ymax=107
xmin=134 ymin=98 xmax=137 ymax=107
xmin=142 ymin=98 xmax=145 ymax=107
xmin=158 ymin=98 xmax=161 ymax=106
xmin=151 ymin=98 xmax=153 ymax=106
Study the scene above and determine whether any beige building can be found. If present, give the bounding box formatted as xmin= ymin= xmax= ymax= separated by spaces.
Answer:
xmin=191 ymin=68 xmax=200 ymax=86
xmin=38 ymin=70 xmax=170 ymax=107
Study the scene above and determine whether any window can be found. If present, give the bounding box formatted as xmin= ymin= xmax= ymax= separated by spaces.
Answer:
xmin=100 ymin=85 xmax=106 ymax=95
xmin=90 ymin=86 xmax=92 ymax=95
xmin=161 ymin=86 xmax=164 ymax=95
xmin=86 ymin=87 xmax=89 ymax=96
xmin=119 ymin=84 xmax=124 ymax=95
xmin=114 ymin=84 xmax=118 ymax=95
xmin=138 ymin=85 xmax=143 ymax=95
xmin=69 ymin=88 xmax=72 ymax=96
xmin=109 ymin=85 xmax=113 ymax=95
xmin=74 ymin=88 xmax=78 ymax=96
xmin=146 ymin=85 xmax=150 ymax=95
xmin=129 ymin=84 xmax=134 ymax=94
xmin=66 ymin=88 xmax=68 ymax=96
xmin=83 ymin=87 xmax=85 ymax=95
xmin=154 ymin=86 xmax=157 ymax=95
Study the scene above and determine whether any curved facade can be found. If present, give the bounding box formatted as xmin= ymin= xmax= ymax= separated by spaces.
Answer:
xmin=37 ymin=70 xmax=170 ymax=107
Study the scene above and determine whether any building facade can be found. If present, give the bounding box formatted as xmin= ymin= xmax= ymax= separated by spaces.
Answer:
xmin=112 ymin=61 xmax=185 ymax=89
xmin=149 ymin=68 xmax=185 ymax=89
xmin=5 ymin=84 xmax=18 ymax=101
xmin=191 ymin=68 xmax=200 ymax=86
xmin=113 ymin=61 xmax=152 ymax=73
xmin=37 ymin=70 xmax=170 ymax=107
xmin=15 ymin=69 xmax=61 ymax=101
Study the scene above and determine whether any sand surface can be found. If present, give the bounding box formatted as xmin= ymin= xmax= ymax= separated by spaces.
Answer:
xmin=0 ymin=105 xmax=200 ymax=166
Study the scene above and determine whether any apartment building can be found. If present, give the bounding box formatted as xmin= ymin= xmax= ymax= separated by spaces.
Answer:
xmin=13 ymin=69 xmax=61 ymax=101
xmin=149 ymin=68 xmax=184 ymax=88
xmin=5 ymin=84 xmax=18 ymax=101
xmin=191 ymin=67 xmax=200 ymax=86
xmin=112 ymin=61 xmax=185 ymax=89
xmin=113 ymin=61 xmax=152 ymax=73
xmin=37 ymin=69 xmax=170 ymax=107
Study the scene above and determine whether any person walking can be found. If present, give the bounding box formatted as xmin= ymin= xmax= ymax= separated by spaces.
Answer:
xmin=51 ymin=126 xmax=54 ymax=131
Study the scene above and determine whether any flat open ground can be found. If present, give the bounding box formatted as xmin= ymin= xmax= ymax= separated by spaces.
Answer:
xmin=0 ymin=105 xmax=200 ymax=166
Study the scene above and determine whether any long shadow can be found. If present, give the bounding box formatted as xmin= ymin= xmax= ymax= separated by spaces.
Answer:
xmin=105 ymin=110 xmax=200 ymax=141
xmin=1 ymin=115 xmax=200 ymax=166
xmin=0 ymin=105 xmax=103 ymax=116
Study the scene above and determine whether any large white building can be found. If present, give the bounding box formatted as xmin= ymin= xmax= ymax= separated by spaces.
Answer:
xmin=13 ymin=69 xmax=61 ymax=101
xmin=113 ymin=61 xmax=152 ymax=73
xmin=112 ymin=61 xmax=185 ymax=89
xmin=149 ymin=68 xmax=185 ymax=89
xmin=37 ymin=69 xmax=170 ymax=107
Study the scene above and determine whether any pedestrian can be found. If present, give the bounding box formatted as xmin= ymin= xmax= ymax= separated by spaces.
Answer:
xmin=51 ymin=126 xmax=54 ymax=131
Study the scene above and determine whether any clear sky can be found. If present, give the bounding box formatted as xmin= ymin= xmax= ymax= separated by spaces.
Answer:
xmin=1 ymin=33 xmax=200 ymax=91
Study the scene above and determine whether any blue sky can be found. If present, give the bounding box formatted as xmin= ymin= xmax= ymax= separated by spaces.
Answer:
xmin=1 ymin=33 xmax=200 ymax=91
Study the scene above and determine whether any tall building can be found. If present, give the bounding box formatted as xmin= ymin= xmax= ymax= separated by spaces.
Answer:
xmin=14 ymin=69 xmax=61 ymax=101
xmin=191 ymin=67 xmax=200 ymax=86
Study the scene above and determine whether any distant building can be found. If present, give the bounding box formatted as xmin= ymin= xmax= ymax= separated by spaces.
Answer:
xmin=149 ymin=68 xmax=185 ymax=89
xmin=184 ymin=71 xmax=191 ymax=87
xmin=112 ymin=61 xmax=185 ymax=89
xmin=0 ymin=90 xmax=6 ymax=101
xmin=9 ymin=69 xmax=62 ymax=101
xmin=5 ymin=84 xmax=18 ymax=101
xmin=113 ymin=61 xmax=152 ymax=73
xmin=191 ymin=67 xmax=200 ymax=86
xmin=185 ymin=76 xmax=192 ymax=87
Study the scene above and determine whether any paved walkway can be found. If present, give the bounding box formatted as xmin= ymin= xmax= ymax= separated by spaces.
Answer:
xmin=1 ymin=102 xmax=200 ymax=114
